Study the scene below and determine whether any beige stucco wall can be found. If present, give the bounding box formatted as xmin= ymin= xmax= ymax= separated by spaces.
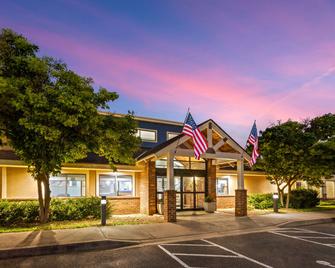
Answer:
xmin=0 ymin=168 xmax=2 ymax=198
xmin=326 ymin=180 xmax=335 ymax=199
xmin=245 ymin=175 xmax=277 ymax=194
xmin=88 ymin=170 xmax=96 ymax=196
xmin=7 ymin=167 xmax=37 ymax=199
xmin=216 ymin=173 xmax=276 ymax=196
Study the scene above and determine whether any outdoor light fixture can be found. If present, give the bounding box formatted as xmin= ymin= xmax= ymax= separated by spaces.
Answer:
xmin=101 ymin=196 xmax=107 ymax=226
xmin=273 ymin=193 xmax=279 ymax=213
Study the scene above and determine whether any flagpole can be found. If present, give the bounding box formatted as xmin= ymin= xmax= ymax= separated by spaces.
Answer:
xmin=174 ymin=108 xmax=190 ymax=155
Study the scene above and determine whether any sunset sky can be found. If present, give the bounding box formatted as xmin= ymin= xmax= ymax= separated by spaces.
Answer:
xmin=1 ymin=0 xmax=334 ymax=144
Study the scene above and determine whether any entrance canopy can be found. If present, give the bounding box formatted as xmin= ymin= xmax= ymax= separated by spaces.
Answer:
xmin=136 ymin=119 xmax=251 ymax=164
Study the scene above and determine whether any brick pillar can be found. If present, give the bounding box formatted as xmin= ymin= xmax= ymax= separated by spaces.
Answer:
xmin=207 ymin=160 xmax=217 ymax=209
xmin=164 ymin=190 xmax=176 ymax=222
xmin=148 ymin=161 xmax=157 ymax=215
xmin=235 ymin=189 xmax=247 ymax=216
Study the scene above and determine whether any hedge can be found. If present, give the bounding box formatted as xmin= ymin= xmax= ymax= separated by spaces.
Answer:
xmin=248 ymin=189 xmax=320 ymax=210
xmin=0 ymin=197 xmax=111 ymax=226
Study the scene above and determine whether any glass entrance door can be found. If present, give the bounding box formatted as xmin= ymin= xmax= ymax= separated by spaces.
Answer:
xmin=156 ymin=175 xmax=205 ymax=210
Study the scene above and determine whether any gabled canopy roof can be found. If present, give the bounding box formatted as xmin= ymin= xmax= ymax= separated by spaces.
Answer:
xmin=136 ymin=119 xmax=251 ymax=162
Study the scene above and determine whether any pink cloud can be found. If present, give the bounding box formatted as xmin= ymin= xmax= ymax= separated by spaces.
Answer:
xmin=2 ymin=20 xmax=333 ymax=139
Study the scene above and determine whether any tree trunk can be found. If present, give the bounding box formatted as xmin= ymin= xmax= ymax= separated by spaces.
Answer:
xmin=36 ymin=173 xmax=51 ymax=223
xmin=275 ymin=180 xmax=285 ymax=207
xmin=286 ymin=183 xmax=291 ymax=209
xmin=279 ymin=188 xmax=284 ymax=207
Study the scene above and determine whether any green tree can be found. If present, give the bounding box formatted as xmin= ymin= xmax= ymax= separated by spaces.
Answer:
xmin=0 ymin=29 xmax=140 ymax=223
xmin=307 ymin=113 xmax=335 ymax=181
xmin=255 ymin=120 xmax=323 ymax=208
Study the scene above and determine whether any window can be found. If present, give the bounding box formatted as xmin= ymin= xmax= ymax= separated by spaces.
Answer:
xmin=50 ymin=174 xmax=85 ymax=197
xmin=99 ymin=174 xmax=133 ymax=196
xmin=217 ymin=177 xmax=229 ymax=195
xmin=167 ymin=132 xmax=179 ymax=140
xmin=136 ymin=128 xmax=157 ymax=142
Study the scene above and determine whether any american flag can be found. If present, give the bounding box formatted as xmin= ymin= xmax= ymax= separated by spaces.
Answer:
xmin=182 ymin=113 xmax=208 ymax=160
xmin=247 ymin=121 xmax=260 ymax=166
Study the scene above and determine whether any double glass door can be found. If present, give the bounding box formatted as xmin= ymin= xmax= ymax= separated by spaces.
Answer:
xmin=157 ymin=176 xmax=205 ymax=210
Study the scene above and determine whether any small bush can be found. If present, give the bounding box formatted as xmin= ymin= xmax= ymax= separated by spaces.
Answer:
xmin=0 ymin=197 xmax=111 ymax=226
xmin=289 ymin=189 xmax=320 ymax=209
xmin=248 ymin=193 xmax=274 ymax=209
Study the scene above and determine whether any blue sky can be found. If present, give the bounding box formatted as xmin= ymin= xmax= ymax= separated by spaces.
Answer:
xmin=1 ymin=0 xmax=334 ymax=144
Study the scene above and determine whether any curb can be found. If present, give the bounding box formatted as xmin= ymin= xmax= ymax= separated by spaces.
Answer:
xmin=278 ymin=217 xmax=335 ymax=228
xmin=0 ymin=240 xmax=136 ymax=260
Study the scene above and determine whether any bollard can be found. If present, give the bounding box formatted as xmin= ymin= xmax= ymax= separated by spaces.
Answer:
xmin=101 ymin=196 xmax=107 ymax=226
xmin=273 ymin=193 xmax=279 ymax=213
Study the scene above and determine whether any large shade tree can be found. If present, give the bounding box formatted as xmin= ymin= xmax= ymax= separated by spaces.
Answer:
xmin=307 ymin=113 xmax=335 ymax=179
xmin=0 ymin=29 xmax=140 ymax=222
xmin=255 ymin=120 xmax=325 ymax=208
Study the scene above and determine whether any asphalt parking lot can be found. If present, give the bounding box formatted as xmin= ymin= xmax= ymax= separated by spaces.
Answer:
xmin=0 ymin=223 xmax=334 ymax=268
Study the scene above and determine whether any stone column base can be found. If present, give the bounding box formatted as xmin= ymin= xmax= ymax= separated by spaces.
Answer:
xmin=235 ymin=189 xmax=247 ymax=217
xmin=164 ymin=190 xmax=177 ymax=222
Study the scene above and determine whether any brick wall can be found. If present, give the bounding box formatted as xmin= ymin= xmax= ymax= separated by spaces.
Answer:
xmin=108 ymin=197 xmax=140 ymax=215
xmin=164 ymin=190 xmax=176 ymax=222
xmin=207 ymin=160 xmax=217 ymax=200
xmin=148 ymin=161 xmax=157 ymax=215
xmin=216 ymin=196 xmax=235 ymax=209
xmin=235 ymin=189 xmax=247 ymax=216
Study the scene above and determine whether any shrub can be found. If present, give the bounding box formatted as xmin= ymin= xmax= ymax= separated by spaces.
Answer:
xmin=50 ymin=197 xmax=110 ymax=221
xmin=0 ymin=200 xmax=39 ymax=226
xmin=289 ymin=189 xmax=320 ymax=209
xmin=0 ymin=197 xmax=111 ymax=226
xmin=248 ymin=193 xmax=274 ymax=209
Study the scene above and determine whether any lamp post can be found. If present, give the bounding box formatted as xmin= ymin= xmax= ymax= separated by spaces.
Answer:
xmin=273 ymin=193 xmax=279 ymax=213
xmin=101 ymin=196 xmax=107 ymax=226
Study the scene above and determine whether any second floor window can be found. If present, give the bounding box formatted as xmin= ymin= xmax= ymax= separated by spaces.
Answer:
xmin=167 ymin=132 xmax=179 ymax=140
xmin=136 ymin=128 xmax=157 ymax=142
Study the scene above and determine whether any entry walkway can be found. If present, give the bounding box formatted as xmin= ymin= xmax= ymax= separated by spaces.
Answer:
xmin=0 ymin=210 xmax=334 ymax=255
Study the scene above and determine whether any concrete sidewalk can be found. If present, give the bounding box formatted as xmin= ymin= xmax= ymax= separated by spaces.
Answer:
xmin=0 ymin=210 xmax=334 ymax=258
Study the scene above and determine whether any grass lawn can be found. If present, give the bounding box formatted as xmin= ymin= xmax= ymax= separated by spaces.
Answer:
xmin=0 ymin=214 xmax=164 ymax=233
xmin=248 ymin=200 xmax=335 ymax=214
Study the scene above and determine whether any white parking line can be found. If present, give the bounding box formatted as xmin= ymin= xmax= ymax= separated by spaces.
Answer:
xmin=163 ymin=243 xmax=215 ymax=247
xmin=202 ymin=240 xmax=273 ymax=268
xmin=158 ymin=239 xmax=273 ymax=268
xmin=269 ymin=228 xmax=335 ymax=249
xmin=158 ymin=245 xmax=191 ymax=268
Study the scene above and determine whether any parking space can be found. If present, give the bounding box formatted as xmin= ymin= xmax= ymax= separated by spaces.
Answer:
xmin=159 ymin=239 xmax=271 ymax=268
xmin=270 ymin=227 xmax=335 ymax=248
